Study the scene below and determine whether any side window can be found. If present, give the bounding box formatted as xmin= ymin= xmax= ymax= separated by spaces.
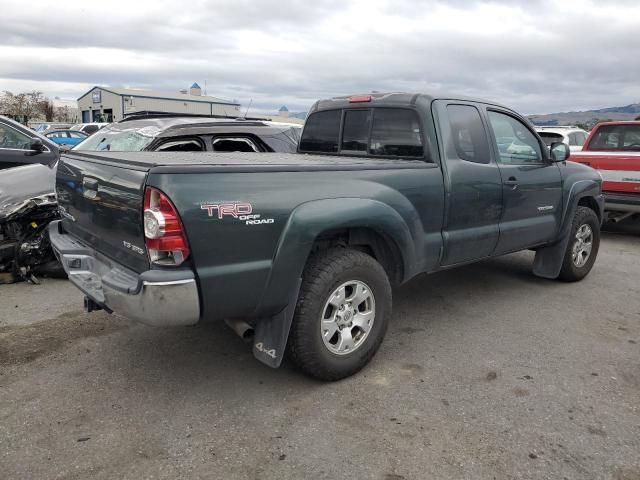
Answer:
xmin=0 ymin=124 xmax=32 ymax=150
xmin=575 ymin=132 xmax=587 ymax=146
xmin=155 ymin=138 xmax=205 ymax=152
xmin=487 ymin=111 xmax=542 ymax=165
xmin=341 ymin=110 xmax=371 ymax=152
xmin=568 ymin=133 xmax=577 ymax=146
xmin=299 ymin=110 xmax=341 ymax=153
xmin=369 ymin=108 xmax=423 ymax=157
xmin=212 ymin=137 xmax=258 ymax=152
xmin=623 ymin=129 xmax=640 ymax=148
xmin=446 ymin=105 xmax=490 ymax=164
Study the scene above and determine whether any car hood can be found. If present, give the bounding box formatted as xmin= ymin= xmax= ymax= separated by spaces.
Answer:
xmin=0 ymin=163 xmax=56 ymax=220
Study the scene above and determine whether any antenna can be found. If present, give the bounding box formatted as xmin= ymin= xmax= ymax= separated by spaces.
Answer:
xmin=244 ymin=99 xmax=253 ymax=118
xmin=204 ymin=80 xmax=207 ymax=96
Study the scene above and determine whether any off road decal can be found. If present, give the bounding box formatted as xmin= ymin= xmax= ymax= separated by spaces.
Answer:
xmin=200 ymin=202 xmax=275 ymax=225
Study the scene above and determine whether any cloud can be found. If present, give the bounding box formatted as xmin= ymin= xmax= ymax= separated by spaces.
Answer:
xmin=0 ymin=0 xmax=638 ymax=114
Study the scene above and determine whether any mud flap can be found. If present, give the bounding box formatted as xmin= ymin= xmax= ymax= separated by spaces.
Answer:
xmin=252 ymin=278 xmax=302 ymax=368
xmin=532 ymin=233 xmax=571 ymax=279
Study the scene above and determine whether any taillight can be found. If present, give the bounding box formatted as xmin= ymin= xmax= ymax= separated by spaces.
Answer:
xmin=143 ymin=186 xmax=190 ymax=266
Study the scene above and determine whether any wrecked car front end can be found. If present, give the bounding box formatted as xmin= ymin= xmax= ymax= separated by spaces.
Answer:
xmin=0 ymin=163 xmax=63 ymax=283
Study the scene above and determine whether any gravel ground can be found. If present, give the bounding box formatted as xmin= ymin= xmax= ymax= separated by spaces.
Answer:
xmin=1 ymin=223 xmax=639 ymax=480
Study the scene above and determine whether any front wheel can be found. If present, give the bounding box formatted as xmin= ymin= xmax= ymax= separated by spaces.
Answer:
xmin=287 ymin=248 xmax=392 ymax=381
xmin=558 ymin=206 xmax=600 ymax=282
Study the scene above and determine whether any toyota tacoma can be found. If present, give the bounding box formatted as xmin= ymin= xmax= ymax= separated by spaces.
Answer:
xmin=50 ymin=93 xmax=604 ymax=380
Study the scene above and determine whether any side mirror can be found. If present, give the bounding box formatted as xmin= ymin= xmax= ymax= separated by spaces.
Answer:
xmin=30 ymin=138 xmax=45 ymax=153
xmin=550 ymin=142 xmax=570 ymax=162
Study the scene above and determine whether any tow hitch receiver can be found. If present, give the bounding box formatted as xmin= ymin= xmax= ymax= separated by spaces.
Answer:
xmin=84 ymin=296 xmax=104 ymax=313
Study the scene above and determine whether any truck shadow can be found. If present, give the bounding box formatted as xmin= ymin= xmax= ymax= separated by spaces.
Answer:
xmin=602 ymin=217 xmax=640 ymax=236
xmin=85 ymin=251 xmax=553 ymax=391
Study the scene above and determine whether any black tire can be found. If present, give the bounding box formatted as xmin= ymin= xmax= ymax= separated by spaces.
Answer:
xmin=558 ymin=206 xmax=600 ymax=282
xmin=287 ymin=248 xmax=392 ymax=381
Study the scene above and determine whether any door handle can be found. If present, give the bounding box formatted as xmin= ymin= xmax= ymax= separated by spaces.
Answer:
xmin=504 ymin=176 xmax=518 ymax=189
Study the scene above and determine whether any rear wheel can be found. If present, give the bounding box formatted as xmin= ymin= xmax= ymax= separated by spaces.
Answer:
xmin=287 ymin=248 xmax=392 ymax=381
xmin=558 ymin=206 xmax=600 ymax=282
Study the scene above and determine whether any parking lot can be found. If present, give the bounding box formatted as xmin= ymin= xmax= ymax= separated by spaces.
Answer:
xmin=1 ymin=223 xmax=639 ymax=480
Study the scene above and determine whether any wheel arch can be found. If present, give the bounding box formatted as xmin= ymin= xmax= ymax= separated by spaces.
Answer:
xmin=533 ymin=180 xmax=603 ymax=279
xmin=577 ymin=195 xmax=603 ymax=223
xmin=254 ymin=197 xmax=419 ymax=317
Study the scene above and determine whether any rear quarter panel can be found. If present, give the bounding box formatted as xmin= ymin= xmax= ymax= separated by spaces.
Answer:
xmin=147 ymin=165 xmax=444 ymax=321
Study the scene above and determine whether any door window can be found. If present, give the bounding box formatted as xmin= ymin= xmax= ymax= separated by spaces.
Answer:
xmin=446 ymin=105 xmax=490 ymax=163
xmin=0 ymin=124 xmax=32 ymax=150
xmin=487 ymin=111 xmax=542 ymax=164
xmin=568 ymin=133 xmax=578 ymax=146
xmin=574 ymin=131 xmax=587 ymax=146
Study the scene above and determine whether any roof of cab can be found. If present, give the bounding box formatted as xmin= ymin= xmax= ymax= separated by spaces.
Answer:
xmin=309 ymin=92 xmax=511 ymax=114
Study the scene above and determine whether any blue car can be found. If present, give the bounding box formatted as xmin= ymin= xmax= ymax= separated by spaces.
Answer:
xmin=44 ymin=129 xmax=88 ymax=147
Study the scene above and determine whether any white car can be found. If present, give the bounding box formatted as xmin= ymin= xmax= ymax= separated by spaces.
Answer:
xmin=70 ymin=122 xmax=109 ymax=135
xmin=535 ymin=126 xmax=589 ymax=152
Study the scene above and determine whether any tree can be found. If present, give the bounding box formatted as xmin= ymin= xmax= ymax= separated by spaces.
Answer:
xmin=0 ymin=90 xmax=47 ymax=123
xmin=635 ymin=115 xmax=640 ymax=121
xmin=55 ymin=105 xmax=72 ymax=122
xmin=40 ymin=99 xmax=55 ymax=122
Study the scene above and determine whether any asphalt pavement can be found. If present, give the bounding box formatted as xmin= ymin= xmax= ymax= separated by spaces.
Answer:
xmin=1 ymin=223 xmax=639 ymax=479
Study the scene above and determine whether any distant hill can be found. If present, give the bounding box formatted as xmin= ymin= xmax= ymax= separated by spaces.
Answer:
xmin=529 ymin=103 xmax=640 ymax=127
xmin=288 ymin=111 xmax=307 ymax=120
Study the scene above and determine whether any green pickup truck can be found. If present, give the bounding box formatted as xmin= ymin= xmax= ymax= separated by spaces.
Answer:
xmin=50 ymin=93 xmax=604 ymax=380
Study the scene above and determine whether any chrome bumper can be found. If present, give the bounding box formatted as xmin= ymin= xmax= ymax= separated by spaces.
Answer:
xmin=49 ymin=220 xmax=200 ymax=327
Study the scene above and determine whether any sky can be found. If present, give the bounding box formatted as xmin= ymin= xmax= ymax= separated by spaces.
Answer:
xmin=0 ymin=0 xmax=638 ymax=115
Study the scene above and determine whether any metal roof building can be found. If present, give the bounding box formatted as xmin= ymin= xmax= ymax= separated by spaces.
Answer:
xmin=77 ymin=84 xmax=241 ymax=123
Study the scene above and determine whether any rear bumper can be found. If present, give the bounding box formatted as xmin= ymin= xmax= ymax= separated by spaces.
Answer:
xmin=604 ymin=192 xmax=640 ymax=213
xmin=49 ymin=220 xmax=200 ymax=327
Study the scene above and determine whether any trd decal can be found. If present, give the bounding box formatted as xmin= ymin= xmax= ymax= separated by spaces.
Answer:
xmin=200 ymin=202 xmax=253 ymax=219
xmin=200 ymin=202 xmax=275 ymax=225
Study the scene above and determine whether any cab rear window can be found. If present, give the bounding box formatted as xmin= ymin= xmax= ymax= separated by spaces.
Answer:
xmin=299 ymin=110 xmax=341 ymax=153
xmin=300 ymin=108 xmax=424 ymax=159
xmin=538 ymin=132 xmax=564 ymax=147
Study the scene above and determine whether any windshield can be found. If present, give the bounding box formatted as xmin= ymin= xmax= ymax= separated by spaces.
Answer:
xmin=74 ymin=124 xmax=161 ymax=151
xmin=538 ymin=132 xmax=564 ymax=147
xmin=589 ymin=124 xmax=640 ymax=151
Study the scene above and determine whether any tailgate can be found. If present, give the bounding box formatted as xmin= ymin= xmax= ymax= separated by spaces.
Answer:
xmin=572 ymin=151 xmax=640 ymax=195
xmin=55 ymin=153 xmax=150 ymax=273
